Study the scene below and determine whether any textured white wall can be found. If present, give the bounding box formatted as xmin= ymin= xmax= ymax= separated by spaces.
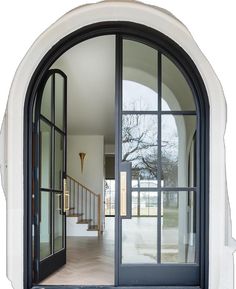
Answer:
xmin=0 ymin=1 xmax=235 ymax=289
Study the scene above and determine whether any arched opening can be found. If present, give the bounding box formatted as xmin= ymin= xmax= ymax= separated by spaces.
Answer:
xmin=24 ymin=21 xmax=209 ymax=289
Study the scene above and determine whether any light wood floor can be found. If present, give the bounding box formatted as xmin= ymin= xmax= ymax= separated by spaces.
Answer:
xmin=40 ymin=217 xmax=181 ymax=286
xmin=41 ymin=218 xmax=115 ymax=286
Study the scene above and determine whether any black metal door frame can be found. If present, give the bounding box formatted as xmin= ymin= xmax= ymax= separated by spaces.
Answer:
xmin=24 ymin=21 xmax=209 ymax=289
xmin=33 ymin=69 xmax=67 ymax=282
xmin=116 ymin=34 xmax=201 ymax=286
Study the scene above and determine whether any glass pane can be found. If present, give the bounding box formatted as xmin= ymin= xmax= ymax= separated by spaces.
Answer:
xmin=162 ymin=55 xmax=196 ymax=111
xmin=122 ymin=216 xmax=157 ymax=263
xmin=140 ymin=191 xmax=157 ymax=216
xmin=54 ymin=131 xmax=64 ymax=190
xmin=122 ymin=114 xmax=158 ymax=187
xmin=132 ymin=191 xmax=138 ymax=216
xmin=162 ymin=115 xmax=196 ymax=187
xmin=122 ymin=190 xmax=158 ymax=263
xmin=55 ymin=73 xmax=65 ymax=130
xmin=40 ymin=191 xmax=51 ymax=260
xmin=40 ymin=120 xmax=51 ymax=189
xmin=54 ymin=192 xmax=64 ymax=253
xmin=41 ymin=75 xmax=52 ymax=120
xmin=123 ymin=39 xmax=158 ymax=111
xmin=161 ymin=191 xmax=196 ymax=263
xmin=105 ymin=179 xmax=115 ymax=216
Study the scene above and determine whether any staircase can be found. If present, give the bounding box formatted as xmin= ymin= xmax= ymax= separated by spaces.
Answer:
xmin=66 ymin=175 xmax=101 ymax=233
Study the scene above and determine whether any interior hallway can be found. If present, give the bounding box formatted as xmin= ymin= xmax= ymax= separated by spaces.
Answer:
xmin=41 ymin=218 xmax=115 ymax=286
xmin=40 ymin=216 xmax=179 ymax=286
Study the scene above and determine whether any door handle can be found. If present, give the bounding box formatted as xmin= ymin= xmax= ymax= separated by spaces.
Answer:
xmin=120 ymin=162 xmax=132 ymax=219
xmin=63 ymin=178 xmax=70 ymax=213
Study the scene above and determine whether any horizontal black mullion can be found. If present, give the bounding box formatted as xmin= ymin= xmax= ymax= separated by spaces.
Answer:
xmin=161 ymin=187 xmax=196 ymax=191
xmin=54 ymin=126 xmax=66 ymax=136
xmin=122 ymin=110 xmax=157 ymax=115
xmin=132 ymin=187 xmax=158 ymax=192
xmin=132 ymin=187 xmax=196 ymax=192
xmin=40 ymin=114 xmax=53 ymax=126
xmin=40 ymin=188 xmax=63 ymax=193
xmin=161 ymin=110 xmax=196 ymax=115
xmin=40 ymin=114 xmax=65 ymax=135
xmin=122 ymin=110 xmax=196 ymax=115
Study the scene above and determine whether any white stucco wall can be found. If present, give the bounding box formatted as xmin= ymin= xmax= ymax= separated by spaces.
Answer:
xmin=67 ymin=135 xmax=104 ymax=195
xmin=0 ymin=1 xmax=235 ymax=289
xmin=0 ymin=114 xmax=7 ymax=198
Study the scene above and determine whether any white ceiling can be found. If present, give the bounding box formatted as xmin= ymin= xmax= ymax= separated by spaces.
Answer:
xmin=52 ymin=35 xmax=195 ymax=145
xmin=52 ymin=35 xmax=116 ymax=144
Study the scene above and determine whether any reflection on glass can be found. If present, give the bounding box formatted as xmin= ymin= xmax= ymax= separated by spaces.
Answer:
xmin=41 ymin=76 xmax=52 ymax=120
xmin=105 ymin=179 xmax=115 ymax=216
xmin=161 ymin=115 xmax=196 ymax=187
xmin=140 ymin=191 xmax=157 ymax=216
xmin=188 ymin=135 xmax=196 ymax=187
xmin=132 ymin=191 xmax=157 ymax=216
xmin=40 ymin=121 xmax=51 ymax=189
xmin=123 ymin=39 xmax=158 ymax=111
xmin=40 ymin=191 xmax=51 ymax=260
xmin=162 ymin=55 xmax=196 ymax=111
xmin=122 ymin=217 xmax=157 ymax=264
xmin=55 ymin=73 xmax=64 ymax=131
xmin=54 ymin=131 xmax=63 ymax=190
xmin=132 ymin=191 xmax=138 ymax=216
xmin=161 ymin=191 xmax=196 ymax=263
xmin=122 ymin=114 xmax=158 ymax=186
xmin=54 ymin=192 xmax=63 ymax=253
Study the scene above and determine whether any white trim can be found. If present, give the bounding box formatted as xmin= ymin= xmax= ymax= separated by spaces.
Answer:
xmin=1 ymin=1 xmax=234 ymax=288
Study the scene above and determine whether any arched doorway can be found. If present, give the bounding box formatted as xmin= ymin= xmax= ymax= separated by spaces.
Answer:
xmin=25 ymin=22 xmax=209 ymax=288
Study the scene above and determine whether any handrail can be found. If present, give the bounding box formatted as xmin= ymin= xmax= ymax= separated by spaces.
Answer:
xmin=67 ymin=175 xmax=99 ymax=197
xmin=66 ymin=174 xmax=101 ymax=232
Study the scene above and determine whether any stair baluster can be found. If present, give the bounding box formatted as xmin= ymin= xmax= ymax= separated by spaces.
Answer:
xmin=66 ymin=175 xmax=101 ymax=232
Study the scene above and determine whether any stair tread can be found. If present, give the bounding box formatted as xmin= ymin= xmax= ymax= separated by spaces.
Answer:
xmin=87 ymin=225 xmax=99 ymax=231
xmin=77 ymin=219 xmax=92 ymax=224
xmin=67 ymin=213 xmax=83 ymax=217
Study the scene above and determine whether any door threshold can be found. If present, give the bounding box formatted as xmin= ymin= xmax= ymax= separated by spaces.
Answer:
xmin=31 ymin=285 xmax=201 ymax=289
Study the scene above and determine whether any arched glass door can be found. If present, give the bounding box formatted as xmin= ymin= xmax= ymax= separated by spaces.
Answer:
xmin=34 ymin=69 xmax=67 ymax=282
xmin=116 ymin=36 xmax=199 ymax=286
xmin=26 ymin=23 xmax=208 ymax=288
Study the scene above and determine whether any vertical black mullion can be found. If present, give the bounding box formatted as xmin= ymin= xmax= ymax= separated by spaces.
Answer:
xmin=138 ymin=191 xmax=140 ymax=217
xmin=138 ymin=177 xmax=140 ymax=216
xmin=115 ymin=33 xmax=122 ymax=286
xmin=157 ymin=51 xmax=162 ymax=263
xmin=196 ymin=108 xmax=201 ymax=267
xmin=49 ymin=124 xmax=53 ymax=257
xmin=51 ymin=73 xmax=55 ymax=254
xmin=64 ymin=74 xmax=67 ymax=250
xmin=34 ymin=110 xmax=41 ymax=282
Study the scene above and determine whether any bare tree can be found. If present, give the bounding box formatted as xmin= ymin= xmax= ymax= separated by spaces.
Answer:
xmin=122 ymin=114 xmax=177 ymax=187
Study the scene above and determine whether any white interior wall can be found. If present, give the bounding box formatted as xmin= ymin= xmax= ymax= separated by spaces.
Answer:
xmin=67 ymin=135 xmax=104 ymax=234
